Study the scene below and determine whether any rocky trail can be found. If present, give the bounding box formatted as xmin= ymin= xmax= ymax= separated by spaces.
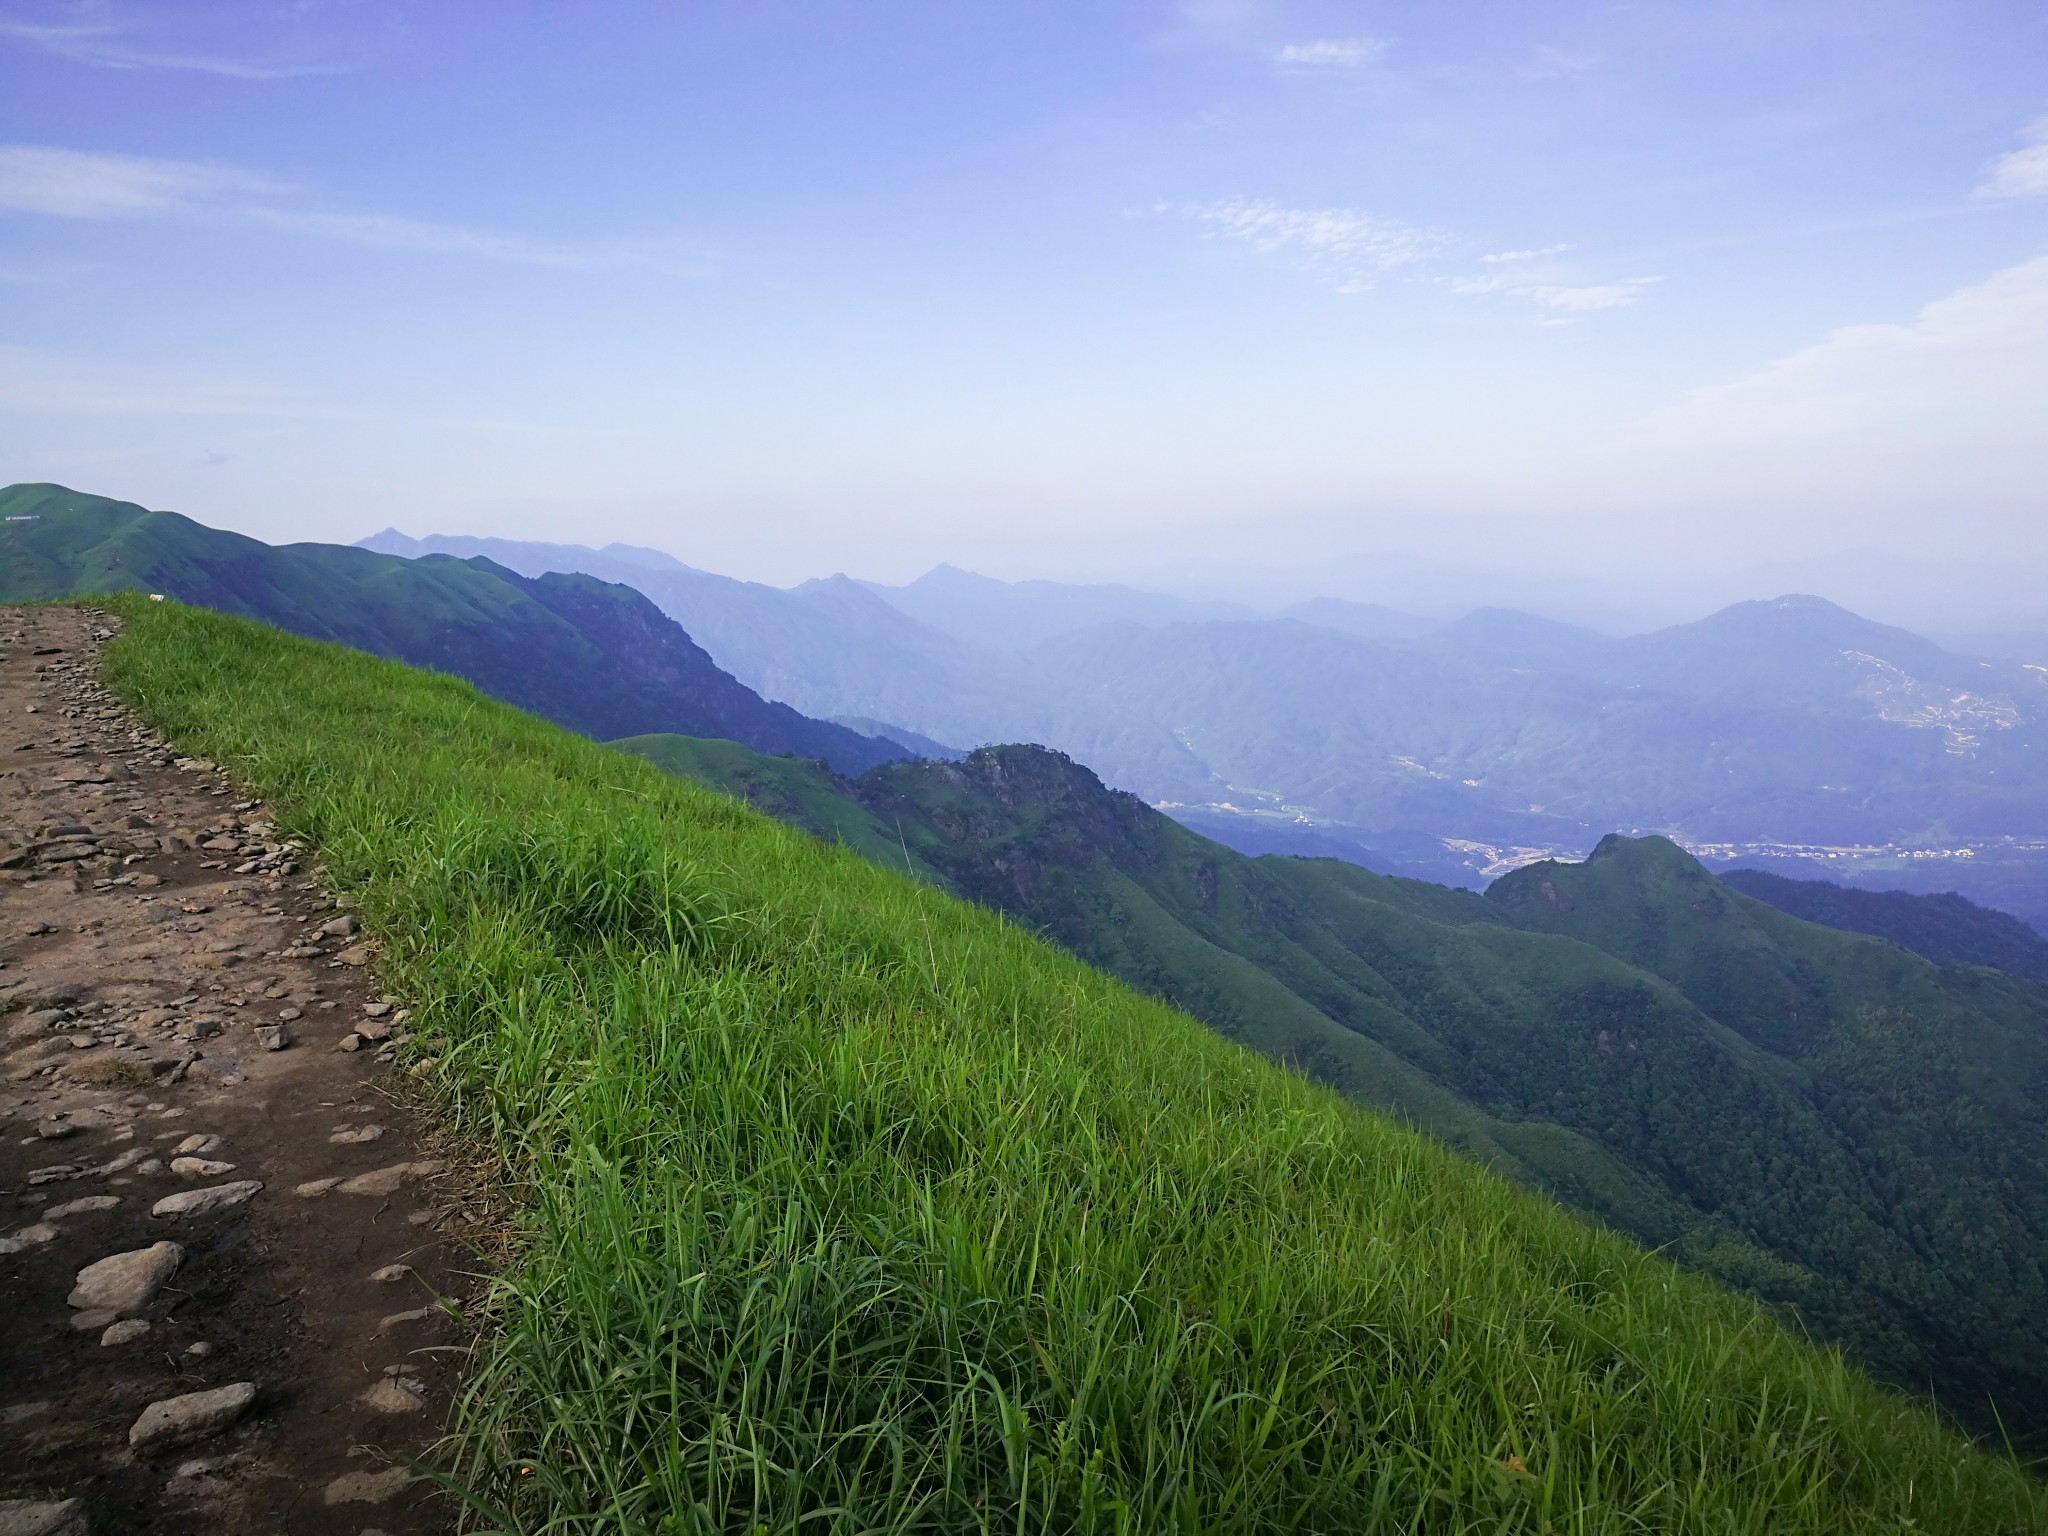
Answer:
xmin=1 ymin=607 xmax=484 ymax=1535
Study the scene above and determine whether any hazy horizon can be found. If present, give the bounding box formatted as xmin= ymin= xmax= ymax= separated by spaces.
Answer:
xmin=4 ymin=1 xmax=2046 ymax=623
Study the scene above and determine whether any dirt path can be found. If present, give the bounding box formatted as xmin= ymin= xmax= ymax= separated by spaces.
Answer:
xmin=1 ymin=607 xmax=484 ymax=1535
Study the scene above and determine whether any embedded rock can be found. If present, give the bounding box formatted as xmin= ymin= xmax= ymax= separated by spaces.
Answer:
xmin=67 ymin=1241 xmax=181 ymax=1315
xmin=127 ymin=1381 xmax=257 ymax=1451
xmin=151 ymin=1180 xmax=262 ymax=1219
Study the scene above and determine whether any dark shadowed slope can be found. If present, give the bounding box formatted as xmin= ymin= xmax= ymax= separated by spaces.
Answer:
xmin=0 ymin=484 xmax=901 ymax=772
xmin=1719 ymin=867 xmax=2048 ymax=982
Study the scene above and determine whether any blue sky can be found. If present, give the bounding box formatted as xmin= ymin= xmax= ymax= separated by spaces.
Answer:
xmin=2 ymin=0 xmax=2046 ymax=618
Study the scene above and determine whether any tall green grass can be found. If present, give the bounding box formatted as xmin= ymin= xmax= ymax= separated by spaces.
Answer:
xmin=97 ymin=598 xmax=2047 ymax=1534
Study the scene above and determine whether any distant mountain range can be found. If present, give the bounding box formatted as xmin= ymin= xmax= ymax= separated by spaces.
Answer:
xmin=1720 ymin=868 xmax=2048 ymax=982
xmin=361 ymin=526 xmax=2048 ymax=928
xmin=619 ymin=733 xmax=2048 ymax=1446
xmin=0 ymin=485 xmax=903 ymax=774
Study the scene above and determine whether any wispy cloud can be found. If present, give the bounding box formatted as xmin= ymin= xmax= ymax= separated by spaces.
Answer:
xmin=1274 ymin=37 xmax=1387 ymax=68
xmin=0 ymin=14 xmax=348 ymax=79
xmin=1451 ymin=272 xmax=1661 ymax=312
xmin=1170 ymin=199 xmax=1650 ymax=316
xmin=0 ymin=144 xmax=706 ymax=274
xmin=1480 ymin=244 xmax=1573 ymax=264
xmin=0 ymin=144 xmax=275 ymax=217
xmin=1975 ymin=120 xmax=2048 ymax=200
xmin=1174 ymin=199 xmax=1444 ymax=292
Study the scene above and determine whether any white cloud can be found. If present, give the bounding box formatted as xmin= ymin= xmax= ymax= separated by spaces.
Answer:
xmin=241 ymin=208 xmax=706 ymax=273
xmin=0 ymin=18 xmax=346 ymax=78
xmin=1609 ymin=255 xmax=2048 ymax=529
xmin=1449 ymin=270 xmax=1660 ymax=313
xmin=1976 ymin=120 xmax=2048 ymax=199
xmin=0 ymin=143 xmax=705 ymax=273
xmin=1275 ymin=37 xmax=1388 ymax=68
xmin=1177 ymin=198 xmax=1444 ymax=291
xmin=1649 ymin=254 xmax=2048 ymax=441
xmin=0 ymin=144 xmax=274 ymax=218
xmin=1480 ymin=243 xmax=1572 ymax=264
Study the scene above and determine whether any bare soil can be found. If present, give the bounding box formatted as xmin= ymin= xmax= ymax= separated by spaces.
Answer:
xmin=1 ymin=606 xmax=488 ymax=1535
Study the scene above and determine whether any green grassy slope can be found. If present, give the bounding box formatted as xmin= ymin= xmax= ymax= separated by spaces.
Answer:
xmin=629 ymin=736 xmax=2048 ymax=1443
xmin=93 ymin=598 xmax=2048 ymax=1532
xmin=0 ymin=483 xmax=899 ymax=773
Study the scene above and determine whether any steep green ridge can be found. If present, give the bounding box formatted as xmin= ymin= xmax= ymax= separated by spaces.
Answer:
xmin=622 ymin=736 xmax=2048 ymax=1444
xmin=93 ymin=599 xmax=2046 ymax=1532
xmin=0 ymin=483 xmax=899 ymax=773
xmin=1719 ymin=866 xmax=2048 ymax=982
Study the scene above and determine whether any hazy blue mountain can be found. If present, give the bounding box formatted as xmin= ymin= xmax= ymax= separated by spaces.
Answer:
xmin=355 ymin=529 xmax=2048 ymax=925
xmin=831 ymin=715 xmax=969 ymax=762
xmin=1025 ymin=598 xmax=2048 ymax=848
xmin=359 ymin=530 xmax=1036 ymax=749
xmin=859 ymin=562 xmax=1262 ymax=651
xmin=1718 ymin=868 xmax=2048 ymax=982
xmin=1934 ymin=629 xmax=2048 ymax=665
xmin=1419 ymin=606 xmax=1615 ymax=671
xmin=1278 ymin=596 xmax=1437 ymax=641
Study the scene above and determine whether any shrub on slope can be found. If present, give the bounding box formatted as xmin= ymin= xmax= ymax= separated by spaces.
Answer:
xmin=98 ymin=598 xmax=2046 ymax=1534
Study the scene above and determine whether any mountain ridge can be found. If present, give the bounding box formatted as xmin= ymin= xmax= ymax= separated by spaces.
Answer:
xmin=0 ymin=484 xmax=902 ymax=773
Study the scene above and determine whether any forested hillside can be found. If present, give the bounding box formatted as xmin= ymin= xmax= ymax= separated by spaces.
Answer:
xmin=624 ymin=735 xmax=2048 ymax=1444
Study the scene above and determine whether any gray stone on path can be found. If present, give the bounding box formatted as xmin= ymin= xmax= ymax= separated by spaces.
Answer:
xmin=172 ymin=1134 xmax=220 ymax=1155
xmin=368 ymin=1262 xmax=412 ymax=1283
xmin=127 ymin=1381 xmax=257 ymax=1451
xmin=0 ymin=1497 xmax=88 ymax=1536
xmin=169 ymin=1156 xmax=237 ymax=1178
xmin=151 ymin=1180 xmax=262 ymax=1219
xmin=255 ymin=1024 xmax=290 ymax=1051
xmin=68 ymin=1241 xmax=182 ymax=1314
xmin=294 ymin=1176 xmax=342 ymax=1198
xmin=337 ymin=1160 xmax=442 ymax=1197
xmin=100 ymin=1318 xmax=150 ymax=1346
xmin=376 ymin=1307 xmax=433 ymax=1332
xmin=43 ymin=1195 xmax=119 ymax=1218
xmin=322 ymin=1467 xmax=413 ymax=1506
xmin=35 ymin=1120 xmax=79 ymax=1140
xmin=10 ymin=1223 xmax=59 ymax=1245
xmin=357 ymin=1377 xmax=425 ymax=1414
xmin=329 ymin=1123 xmax=384 ymax=1145
xmin=69 ymin=1309 xmax=116 ymax=1332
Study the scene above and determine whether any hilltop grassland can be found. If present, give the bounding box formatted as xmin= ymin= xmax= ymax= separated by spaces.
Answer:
xmin=93 ymin=597 xmax=2048 ymax=1534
